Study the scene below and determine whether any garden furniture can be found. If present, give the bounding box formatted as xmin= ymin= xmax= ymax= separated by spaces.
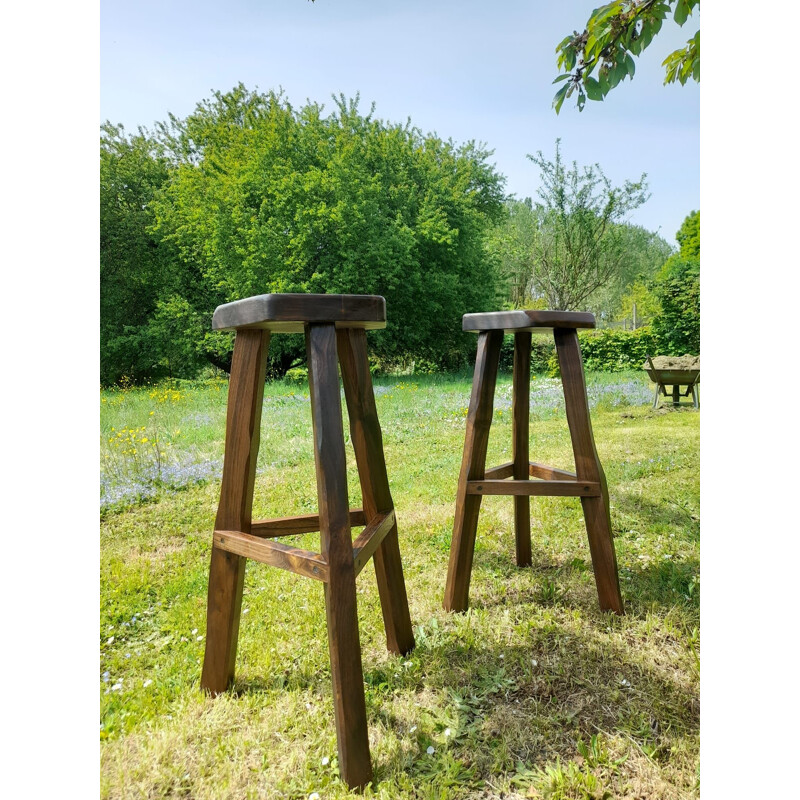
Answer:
xmin=443 ymin=310 xmax=624 ymax=615
xmin=201 ymin=293 xmax=415 ymax=790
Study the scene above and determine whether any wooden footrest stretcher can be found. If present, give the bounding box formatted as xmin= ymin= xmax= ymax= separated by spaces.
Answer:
xmin=470 ymin=461 xmax=601 ymax=497
xmin=213 ymin=508 xmax=396 ymax=583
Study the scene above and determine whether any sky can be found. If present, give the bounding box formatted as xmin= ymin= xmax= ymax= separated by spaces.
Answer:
xmin=100 ymin=0 xmax=699 ymax=243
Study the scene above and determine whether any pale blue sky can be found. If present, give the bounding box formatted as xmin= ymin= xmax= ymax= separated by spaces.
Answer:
xmin=101 ymin=0 xmax=699 ymax=241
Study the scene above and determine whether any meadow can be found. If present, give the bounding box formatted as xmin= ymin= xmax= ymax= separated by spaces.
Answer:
xmin=100 ymin=368 xmax=699 ymax=799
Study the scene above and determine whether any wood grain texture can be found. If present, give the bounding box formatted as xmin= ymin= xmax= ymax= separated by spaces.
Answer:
xmin=214 ymin=530 xmax=329 ymax=582
xmin=555 ymin=328 xmax=624 ymax=615
xmin=352 ymin=510 xmax=395 ymax=577
xmin=513 ymin=332 xmax=532 ymax=567
xmin=462 ymin=309 xmax=595 ymax=333
xmin=202 ymin=329 xmax=269 ymax=694
xmin=466 ymin=479 xmax=601 ymax=496
xmin=529 ymin=462 xmax=578 ymax=480
xmin=250 ymin=509 xmax=366 ymax=538
xmin=338 ymin=327 xmax=414 ymax=656
xmin=307 ymin=323 xmax=373 ymax=790
xmin=213 ymin=293 xmax=386 ymax=333
xmin=484 ymin=461 xmax=515 ymax=480
xmin=443 ymin=329 xmax=503 ymax=612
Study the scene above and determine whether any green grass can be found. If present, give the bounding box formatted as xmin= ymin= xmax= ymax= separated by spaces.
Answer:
xmin=100 ymin=370 xmax=699 ymax=799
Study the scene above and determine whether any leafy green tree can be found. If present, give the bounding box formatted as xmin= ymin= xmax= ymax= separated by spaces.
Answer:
xmin=521 ymin=140 xmax=649 ymax=310
xmin=553 ymin=0 xmax=700 ymax=113
xmin=485 ymin=198 xmax=539 ymax=307
xmin=652 ymin=210 xmax=700 ymax=353
xmin=151 ymin=85 xmax=506 ymax=374
xmin=590 ymin=223 xmax=673 ymax=321
xmin=614 ymin=279 xmax=661 ymax=328
xmin=100 ymin=123 xmax=179 ymax=384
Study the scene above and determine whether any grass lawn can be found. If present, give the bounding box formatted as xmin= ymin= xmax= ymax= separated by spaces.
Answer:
xmin=100 ymin=369 xmax=699 ymax=799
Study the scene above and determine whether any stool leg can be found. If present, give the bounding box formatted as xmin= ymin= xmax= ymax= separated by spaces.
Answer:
xmin=202 ymin=329 xmax=270 ymax=693
xmin=512 ymin=332 xmax=532 ymax=567
xmin=444 ymin=330 xmax=503 ymax=613
xmin=338 ymin=328 xmax=415 ymax=656
xmin=307 ymin=323 xmax=372 ymax=790
xmin=554 ymin=329 xmax=624 ymax=615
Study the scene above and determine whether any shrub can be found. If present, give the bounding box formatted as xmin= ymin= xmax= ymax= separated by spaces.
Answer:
xmin=548 ymin=327 xmax=661 ymax=374
xmin=499 ymin=334 xmax=555 ymax=374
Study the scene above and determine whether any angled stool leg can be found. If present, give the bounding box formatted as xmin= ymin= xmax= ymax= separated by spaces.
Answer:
xmin=338 ymin=328 xmax=415 ymax=656
xmin=307 ymin=323 xmax=372 ymax=790
xmin=444 ymin=330 xmax=503 ymax=612
xmin=555 ymin=329 xmax=623 ymax=614
xmin=512 ymin=332 xmax=532 ymax=567
xmin=202 ymin=329 xmax=270 ymax=693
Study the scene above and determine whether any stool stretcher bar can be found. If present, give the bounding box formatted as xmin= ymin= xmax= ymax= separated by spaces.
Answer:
xmin=466 ymin=479 xmax=601 ymax=496
xmin=352 ymin=510 xmax=396 ymax=576
xmin=213 ymin=509 xmax=396 ymax=584
xmin=251 ymin=508 xmax=367 ymax=538
xmin=484 ymin=461 xmax=580 ymax=481
xmin=214 ymin=530 xmax=330 ymax=582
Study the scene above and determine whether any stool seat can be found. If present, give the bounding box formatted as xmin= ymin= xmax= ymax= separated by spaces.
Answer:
xmin=462 ymin=309 xmax=595 ymax=333
xmin=212 ymin=293 xmax=386 ymax=332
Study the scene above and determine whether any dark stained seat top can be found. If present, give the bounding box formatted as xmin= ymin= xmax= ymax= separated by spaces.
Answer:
xmin=462 ymin=309 xmax=595 ymax=334
xmin=212 ymin=293 xmax=386 ymax=333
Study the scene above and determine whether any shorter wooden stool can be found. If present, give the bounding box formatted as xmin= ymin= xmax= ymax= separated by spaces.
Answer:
xmin=444 ymin=310 xmax=624 ymax=615
xmin=201 ymin=294 xmax=415 ymax=790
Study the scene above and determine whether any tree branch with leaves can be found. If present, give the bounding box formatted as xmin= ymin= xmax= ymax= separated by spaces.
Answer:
xmin=553 ymin=0 xmax=699 ymax=113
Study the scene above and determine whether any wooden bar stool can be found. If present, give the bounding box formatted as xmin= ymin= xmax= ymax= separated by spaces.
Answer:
xmin=443 ymin=310 xmax=624 ymax=616
xmin=201 ymin=293 xmax=415 ymax=790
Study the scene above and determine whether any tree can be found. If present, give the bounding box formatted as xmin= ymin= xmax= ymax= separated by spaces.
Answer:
xmin=100 ymin=123 xmax=180 ymax=384
xmin=148 ymin=85 xmax=506 ymax=375
xmin=553 ymin=1 xmax=700 ymax=113
xmin=520 ymin=140 xmax=649 ymax=310
xmin=485 ymin=198 xmax=540 ymax=308
xmin=652 ymin=210 xmax=700 ymax=353
xmin=589 ymin=222 xmax=673 ymax=321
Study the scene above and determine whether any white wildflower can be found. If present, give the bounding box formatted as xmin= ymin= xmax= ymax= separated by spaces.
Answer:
xmin=426 ymin=746 xmax=435 ymax=755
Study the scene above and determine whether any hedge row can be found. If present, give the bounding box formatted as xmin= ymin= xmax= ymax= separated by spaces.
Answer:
xmin=497 ymin=325 xmax=675 ymax=375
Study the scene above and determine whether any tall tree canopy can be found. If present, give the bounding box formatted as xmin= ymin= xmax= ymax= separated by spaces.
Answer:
xmin=100 ymin=85 xmax=506 ymax=382
xmin=652 ymin=210 xmax=700 ymax=353
xmin=553 ymin=0 xmax=700 ymax=113
xmin=504 ymin=140 xmax=649 ymax=311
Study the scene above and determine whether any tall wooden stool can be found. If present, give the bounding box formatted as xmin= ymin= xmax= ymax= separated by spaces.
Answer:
xmin=443 ymin=310 xmax=624 ymax=615
xmin=201 ymin=294 xmax=415 ymax=790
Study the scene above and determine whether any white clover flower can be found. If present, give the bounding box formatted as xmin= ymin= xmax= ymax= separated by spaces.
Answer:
xmin=426 ymin=746 xmax=435 ymax=755
xmin=309 ymin=793 xmax=321 ymax=800
xmin=321 ymin=756 xmax=329 ymax=766
xmin=409 ymin=725 xmax=417 ymax=733
xmin=444 ymin=728 xmax=451 ymax=738
xmin=143 ymin=679 xmax=153 ymax=688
